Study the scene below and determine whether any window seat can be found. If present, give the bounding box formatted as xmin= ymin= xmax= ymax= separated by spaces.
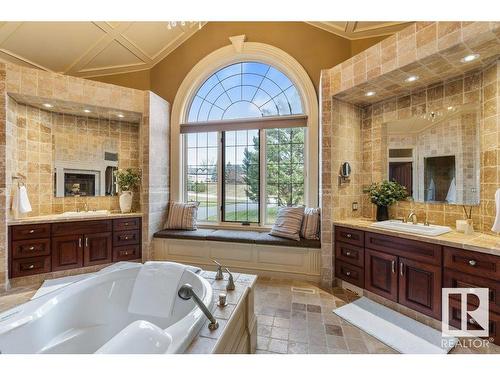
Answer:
xmin=152 ymin=228 xmax=321 ymax=281
xmin=153 ymin=229 xmax=321 ymax=248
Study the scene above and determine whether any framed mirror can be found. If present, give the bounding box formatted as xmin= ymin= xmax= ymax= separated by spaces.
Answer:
xmin=384 ymin=104 xmax=480 ymax=205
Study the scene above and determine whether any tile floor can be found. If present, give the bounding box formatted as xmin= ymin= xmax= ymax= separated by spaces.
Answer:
xmin=1 ymin=276 xmax=499 ymax=354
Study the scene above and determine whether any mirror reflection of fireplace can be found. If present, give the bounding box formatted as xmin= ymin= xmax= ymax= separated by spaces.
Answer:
xmin=64 ymin=172 xmax=96 ymax=197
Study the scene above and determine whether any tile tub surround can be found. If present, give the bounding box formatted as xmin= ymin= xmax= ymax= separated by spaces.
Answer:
xmin=333 ymin=218 xmax=500 ymax=257
xmin=0 ymin=63 xmax=171 ymax=291
xmin=0 ymin=269 xmax=258 ymax=354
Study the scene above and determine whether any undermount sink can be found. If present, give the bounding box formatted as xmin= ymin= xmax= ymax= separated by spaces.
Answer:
xmin=59 ymin=210 xmax=110 ymax=217
xmin=371 ymin=220 xmax=451 ymax=236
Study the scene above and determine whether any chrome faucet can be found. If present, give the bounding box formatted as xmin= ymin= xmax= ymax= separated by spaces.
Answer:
xmin=407 ymin=210 xmax=418 ymax=224
xmin=213 ymin=259 xmax=224 ymax=280
xmin=178 ymin=283 xmax=219 ymax=330
xmin=83 ymin=203 xmax=89 ymax=212
xmin=225 ymin=268 xmax=235 ymax=291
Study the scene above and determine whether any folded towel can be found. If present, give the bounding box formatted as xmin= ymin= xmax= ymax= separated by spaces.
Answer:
xmin=492 ymin=189 xmax=500 ymax=233
xmin=18 ymin=185 xmax=32 ymax=214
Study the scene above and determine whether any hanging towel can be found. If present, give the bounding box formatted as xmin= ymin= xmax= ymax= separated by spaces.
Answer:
xmin=445 ymin=177 xmax=457 ymax=203
xmin=18 ymin=185 xmax=32 ymax=214
xmin=492 ymin=189 xmax=500 ymax=233
xmin=11 ymin=185 xmax=19 ymax=219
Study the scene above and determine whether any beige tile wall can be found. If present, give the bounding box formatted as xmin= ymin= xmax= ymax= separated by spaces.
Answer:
xmin=361 ymin=63 xmax=499 ymax=235
xmin=6 ymin=100 xmax=141 ymax=217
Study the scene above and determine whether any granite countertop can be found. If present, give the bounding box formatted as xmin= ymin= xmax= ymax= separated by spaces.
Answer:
xmin=185 ymin=270 xmax=257 ymax=354
xmin=334 ymin=218 xmax=500 ymax=256
xmin=8 ymin=211 xmax=143 ymax=225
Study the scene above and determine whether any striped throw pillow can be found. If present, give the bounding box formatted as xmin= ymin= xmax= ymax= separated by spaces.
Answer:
xmin=164 ymin=201 xmax=200 ymax=230
xmin=300 ymin=207 xmax=321 ymax=240
xmin=270 ymin=206 xmax=305 ymax=241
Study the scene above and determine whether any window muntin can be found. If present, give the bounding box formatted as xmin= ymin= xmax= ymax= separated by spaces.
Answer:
xmin=186 ymin=132 xmax=218 ymax=222
xmin=222 ymin=129 xmax=260 ymax=223
xmin=187 ymin=62 xmax=303 ymax=123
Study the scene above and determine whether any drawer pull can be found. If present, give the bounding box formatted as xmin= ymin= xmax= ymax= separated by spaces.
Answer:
xmin=29 ymin=246 xmax=35 ymax=250
xmin=468 ymin=260 xmax=477 ymax=266
xmin=29 ymin=229 xmax=35 ymax=234
xmin=400 ymin=262 xmax=404 ymax=276
xmin=27 ymin=264 xmax=34 ymax=269
xmin=123 ymin=251 xmax=129 ymax=256
xmin=345 ymin=233 xmax=352 ymax=239
xmin=125 ymin=223 xmax=129 ymax=226
xmin=392 ymin=260 xmax=396 ymax=274
xmin=79 ymin=238 xmax=82 ymax=248
xmin=345 ymin=271 xmax=351 ymax=276
xmin=124 ymin=236 xmax=129 ymax=240
xmin=345 ymin=251 xmax=351 ymax=256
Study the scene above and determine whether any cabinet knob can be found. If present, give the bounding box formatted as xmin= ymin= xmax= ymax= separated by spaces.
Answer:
xmin=29 ymin=246 xmax=35 ymax=250
xmin=345 ymin=271 xmax=351 ymax=276
xmin=125 ymin=223 xmax=129 ymax=226
xmin=345 ymin=233 xmax=352 ymax=238
xmin=345 ymin=251 xmax=351 ymax=256
xmin=29 ymin=229 xmax=35 ymax=233
xmin=124 ymin=251 xmax=129 ymax=255
xmin=28 ymin=264 xmax=34 ymax=269
xmin=124 ymin=236 xmax=129 ymax=240
xmin=468 ymin=260 xmax=477 ymax=266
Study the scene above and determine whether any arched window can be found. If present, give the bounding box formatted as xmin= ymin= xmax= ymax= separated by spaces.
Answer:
xmin=182 ymin=61 xmax=308 ymax=225
xmin=187 ymin=62 xmax=303 ymax=122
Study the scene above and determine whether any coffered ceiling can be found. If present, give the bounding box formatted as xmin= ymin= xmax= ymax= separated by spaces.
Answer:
xmin=306 ymin=21 xmax=413 ymax=39
xmin=0 ymin=21 xmax=409 ymax=79
xmin=0 ymin=21 xmax=204 ymax=78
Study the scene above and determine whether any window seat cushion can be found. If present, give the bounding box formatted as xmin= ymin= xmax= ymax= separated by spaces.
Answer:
xmin=153 ymin=229 xmax=321 ymax=249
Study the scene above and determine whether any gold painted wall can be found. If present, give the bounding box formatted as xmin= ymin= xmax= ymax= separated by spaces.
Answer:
xmin=91 ymin=22 xmax=384 ymax=104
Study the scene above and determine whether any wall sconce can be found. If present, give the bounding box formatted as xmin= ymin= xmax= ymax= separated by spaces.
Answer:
xmin=339 ymin=162 xmax=351 ymax=185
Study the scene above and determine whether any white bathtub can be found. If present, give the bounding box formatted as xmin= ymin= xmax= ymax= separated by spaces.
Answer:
xmin=0 ymin=261 xmax=214 ymax=354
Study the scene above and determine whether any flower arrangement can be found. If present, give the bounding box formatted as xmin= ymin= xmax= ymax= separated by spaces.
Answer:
xmin=114 ymin=168 xmax=141 ymax=192
xmin=367 ymin=180 xmax=408 ymax=207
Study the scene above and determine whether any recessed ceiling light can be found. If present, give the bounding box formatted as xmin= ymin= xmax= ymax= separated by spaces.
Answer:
xmin=117 ymin=114 xmax=125 ymax=118
xmin=405 ymin=75 xmax=419 ymax=83
xmin=461 ymin=54 xmax=480 ymax=63
xmin=365 ymin=91 xmax=376 ymax=97
xmin=42 ymin=103 xmax=53 ymax=108
xmin=83 ymin=109 xmax=91 ymax=113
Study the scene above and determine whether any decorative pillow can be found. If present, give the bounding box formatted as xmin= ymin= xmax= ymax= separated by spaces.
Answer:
xmin=164 ymin=201 xmax=200 ymax=230
xmin=300 ymin=207 xmax=321 ymax=240
xmin=270 ymin=206 xmax=305 ymax=241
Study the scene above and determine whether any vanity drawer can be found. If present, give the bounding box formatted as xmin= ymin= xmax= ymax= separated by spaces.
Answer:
xmin=12 ymin=239 xmax=50 ymax=259
xmin=11 ymin=256 xmax=51 ymax=278
xmin=113 ymin=217 xmax=140 ymax=232
xmin=443 ymin=269 xmax=499 ymax=314
xmin=113 ymin=245 xmax=141 ymax=262
xmin=365 ymin=232 xmax=441 ymax=265
xmin=52 ymin=220 xmax=112 ymax=236
xmin=113 ymin=230 xmax=140 ymax=246
xmin=335 ymin=241 xmax=364 ymax=268
xmin=447 ymin=298 xmax=499 ymax=345
xmin=335 ymin=226 xmax=364 ymax=247
xmin=444 ymin=247 xmax=499 ymax=280
xmin=335 ymin=260 xmax=364 ymax=288
xmin=11 ymin=224 xmax=51 ymax=240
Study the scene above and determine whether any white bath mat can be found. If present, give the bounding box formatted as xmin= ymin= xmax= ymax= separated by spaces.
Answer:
xmin=333 ymin=297 xmax=457 ymax=354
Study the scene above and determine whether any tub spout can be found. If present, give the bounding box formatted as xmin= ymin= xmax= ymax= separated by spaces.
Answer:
xmin=178 ymin=283 xmax=219 ymax=330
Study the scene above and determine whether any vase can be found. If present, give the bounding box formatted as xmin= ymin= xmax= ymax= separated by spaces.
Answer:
xmin=119 ymin=191 xmax=133 ymax=213
xmin=376 ymin=205 xmax=389 ymax=221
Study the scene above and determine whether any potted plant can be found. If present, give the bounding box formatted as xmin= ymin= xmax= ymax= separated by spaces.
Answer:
xmin=114 ymin=168 xmax=141 ymax=213
xmin=367 ymin=180 xmax=408 ymax=221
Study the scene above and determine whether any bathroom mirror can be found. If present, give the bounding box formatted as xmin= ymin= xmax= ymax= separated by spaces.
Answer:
xmin=384 ymin=104 xmax=480 ymax=205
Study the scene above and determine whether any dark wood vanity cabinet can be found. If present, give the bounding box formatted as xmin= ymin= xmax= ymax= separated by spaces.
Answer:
xmin=335 ymin=225 xmax=500 ymax=343
xmin=8 ymin=217 xmax=142 ymax=278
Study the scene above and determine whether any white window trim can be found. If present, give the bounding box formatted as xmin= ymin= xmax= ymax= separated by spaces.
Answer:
xmin=171 ymin=38 xmax=319 ymax=226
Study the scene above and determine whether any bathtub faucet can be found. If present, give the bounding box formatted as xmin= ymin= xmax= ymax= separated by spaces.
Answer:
xmin=178 ymin=283 xmax=219 ymax=330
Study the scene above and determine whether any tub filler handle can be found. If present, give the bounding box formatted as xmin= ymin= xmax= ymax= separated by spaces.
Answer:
xmin=178 ymin=283 xmax=219 ymax=331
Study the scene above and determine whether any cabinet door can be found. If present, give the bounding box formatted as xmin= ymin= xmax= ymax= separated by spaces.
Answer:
xmin=52 ymin=235 xmax=83 ymax=271
xmin=84 ymin=232 xmax=112 ymax=267
xmin=365 ymin=249 xmax=398 ymax=302
xmin=399 ymin=257 xmax=442 ymax=319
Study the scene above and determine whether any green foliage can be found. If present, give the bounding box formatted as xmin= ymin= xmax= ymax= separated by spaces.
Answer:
xmin=114 ymin=168 xmax=141 ymax=192
xmin=242 ymin=128 xmax=304 ymax=207
xmin=367 ymin=180 xmax=408 ymax=207
xmin=187 ymin=181 xmax=207 ymax=193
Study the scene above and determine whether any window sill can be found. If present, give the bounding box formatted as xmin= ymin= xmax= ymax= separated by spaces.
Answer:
xmin=197 ymin=222 xmax=272 ymax=232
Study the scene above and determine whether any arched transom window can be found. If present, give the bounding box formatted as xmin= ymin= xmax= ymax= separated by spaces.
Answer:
xmin=182 ymin=61 xmax=308 ymax=225
xmin=187 ymin=62 xmax=303 ymax=123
